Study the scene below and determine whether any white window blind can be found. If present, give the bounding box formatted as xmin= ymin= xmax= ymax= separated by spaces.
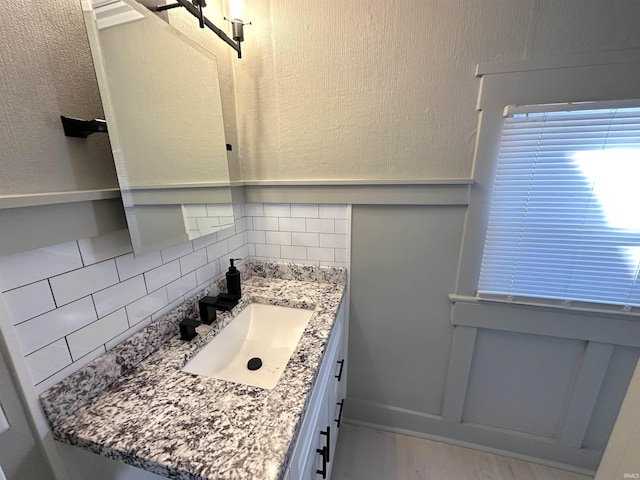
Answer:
xmin=478 ymin=104 xmax=640 ymax=310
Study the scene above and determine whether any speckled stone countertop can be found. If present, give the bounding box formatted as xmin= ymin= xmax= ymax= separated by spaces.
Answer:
xmin=40 ymin=261 xmax=346 ymax=480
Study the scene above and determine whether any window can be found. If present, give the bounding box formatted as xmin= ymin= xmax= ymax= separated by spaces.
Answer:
xmin=478 ymin=103 xmax=640 ymax=311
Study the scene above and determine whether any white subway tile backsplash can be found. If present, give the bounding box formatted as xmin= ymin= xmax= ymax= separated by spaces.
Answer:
xmin=192 ymin=232 xmax=218 ymax=250
xmin=221 ymin=245 xmax=250 ymax=269
xmin=255 ymin=244 xmax=281 ymax=258
xmin=217 ymin=225 xmax=237 ymax=241
xmin=278 ymin=217 xmax=306 ymax=232
xmin=307 ymin=247 xmax=335 ymax=262
xmin=167 ymin=272 xmax=197 ymax=303
xmin=179 ymin=249 xmax=208 ymax=275
xmin=207 ymin=204 xmax=234 ymax=217
xmin=196 ymin=261 xmax=220 ymax=286
xmin=244 ymin=203 xmax=264 ymax=216
xmin=187 ymin=218 xmax=198 ymax=230
xmin=253 ymin=216 xmax=279 ymax=231
xmin=335 ymin=219 xmax=348 ymax=235
xmin=234 ymin=217 xmax=249 ymax=233
xmin=319 ymin=233 xmax=347 ymax=249
xmin=319 ymin=204 xmax=348 ymax=219
xmin=265 ymin=231 xmax=292 ymax=245
xmin=107 ymin=318 xmax=150 ymax=348
xmin=196 ymin=217 xmax=220 ymax=231
xmin=93 ymin=275 xmax=147 ymax=318
xmin=14 ymin=297 xmax=97 ymax=355
xmin=24 ymin=339 xmax=72 ymax=385
xmin=67 ymin=308 xmax=129 ymax=360
xmin=206 ymin=240 xmax=229 ymax=261
xmin=280 ymin=245 xmax=307 ymax=260
xmin=78 ymin=229 xmax=132 ymax=266
xmin=306 ymin=218 xmax=335 ymax=234
xmin=291 ymin=204 xmax=319 ymax=218
xmin=247 ymin=230 xmax=266 ymax=244
xmin=126 ymin=288 xmax=169 ymax=327
xmin=184 ymin=204 xmax=207 ymax=217
xmin=50 ymin=260 xmax=119 ymax=307
xmin=263 ymin=203 xmax=291 ymax=217
xmin=291 ymin=232 xmax=319 ymax=247
xmin=0 ymin=241 xmax=82 ymax=291
xmin=301 ymin=259 xmax=320 ymax=266
xmin=1 ymin=201 xmax=349 ymax=391
xmin=233 ymin=203 xmax=244 ymax=219
xmin=184 ymin=283 xmax=207 ymax=302
xmin=33 ymin=345 xmax=105 ymax=394
xmin=144 ymin=261 xmax=181 ymax=293
xmin=161 ymin=241 xmax=194 ymax=264
xmin=227 ymin=232 xmax=246 ymax=252
xmin=116 ymin=252 xmax=163 ymax=281
xmin=3 ymin=280 xmax=55 ymax=324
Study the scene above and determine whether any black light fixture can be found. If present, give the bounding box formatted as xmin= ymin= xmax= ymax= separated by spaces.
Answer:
xmin=154 ymin=0 xmax=250 ymax=58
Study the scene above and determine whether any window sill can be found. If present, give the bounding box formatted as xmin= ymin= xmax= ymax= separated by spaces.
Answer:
xmin=448 ymin=293 xmax=640 ymax=348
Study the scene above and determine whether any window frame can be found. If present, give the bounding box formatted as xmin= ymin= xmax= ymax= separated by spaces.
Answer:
xmin=454 ymin=56 xmax=640 ymax=317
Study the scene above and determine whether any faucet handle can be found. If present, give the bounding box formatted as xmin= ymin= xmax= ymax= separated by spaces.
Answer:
xmin=199 ymin=296 xmax=218 ymax=325
xmin=179 ymin=318 xmax=201 ymax=341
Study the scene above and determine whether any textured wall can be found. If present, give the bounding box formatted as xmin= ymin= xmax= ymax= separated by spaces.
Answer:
xmin=233 ymin=0 xmax=640 ymax=181
xmin=4 ymin=0 xmax=640 ymax=192
xmin=0 ymin=0 xmax=117 ymax=194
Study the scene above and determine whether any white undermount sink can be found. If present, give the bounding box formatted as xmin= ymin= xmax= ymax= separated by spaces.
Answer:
xmin=182 ymin=303 xmax=314 ymax=389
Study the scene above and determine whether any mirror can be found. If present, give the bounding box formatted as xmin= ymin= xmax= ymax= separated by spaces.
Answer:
xmin=82 ymin=0 xmax=233 ymax=255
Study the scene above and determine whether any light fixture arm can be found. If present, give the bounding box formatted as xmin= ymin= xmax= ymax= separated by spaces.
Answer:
xmin=154 ymin=0 xmax=245 ymax=58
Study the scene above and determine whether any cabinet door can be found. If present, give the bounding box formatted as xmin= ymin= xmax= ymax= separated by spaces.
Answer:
xmin=300 ymin=401 xmax=330 ymax=480
xmin=288 ymin=299 xmax=347 ymax=480
xmin=327 ymin=348 xmax=346 ymax=478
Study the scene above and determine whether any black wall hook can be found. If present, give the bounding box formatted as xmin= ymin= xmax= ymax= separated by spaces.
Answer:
xmin=61 ymin=115 xmax=108 ymax=138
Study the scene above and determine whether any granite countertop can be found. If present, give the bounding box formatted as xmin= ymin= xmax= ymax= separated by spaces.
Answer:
xmin=39 ymin=261 xmax=346 ymax=480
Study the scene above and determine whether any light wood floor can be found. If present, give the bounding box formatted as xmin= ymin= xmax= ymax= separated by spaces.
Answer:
xmin=331 ymin=424 xmax=594 ymax=480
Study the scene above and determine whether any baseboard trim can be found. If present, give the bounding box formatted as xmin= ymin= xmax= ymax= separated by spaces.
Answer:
xmin=344 ymin=398 xmax=602 ymax=472
xmin=342 ymin=418 xmax=597 ymax=477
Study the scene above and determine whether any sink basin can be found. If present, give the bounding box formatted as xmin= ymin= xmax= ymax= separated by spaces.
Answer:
xmin=182 ymin=303 xmax=314 ymax=389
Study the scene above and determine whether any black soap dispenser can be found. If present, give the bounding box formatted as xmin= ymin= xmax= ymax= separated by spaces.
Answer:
xmin=226 ymin=258 xmax=242 ymax=299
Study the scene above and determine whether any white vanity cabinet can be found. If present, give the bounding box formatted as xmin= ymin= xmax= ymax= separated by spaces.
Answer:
xmin=286 ymin=300 xmax=347 ymax=480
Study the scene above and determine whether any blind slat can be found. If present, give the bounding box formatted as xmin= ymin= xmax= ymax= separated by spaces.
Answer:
xmin=478 ymin=104 xmax=640 ymax=308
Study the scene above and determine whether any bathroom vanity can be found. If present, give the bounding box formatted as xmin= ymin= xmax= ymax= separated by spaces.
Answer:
xmin=39 ymin=261 xmax=347 ymax=480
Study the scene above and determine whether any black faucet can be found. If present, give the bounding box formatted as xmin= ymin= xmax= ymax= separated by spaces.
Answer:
xmin=179 ymin=318 xmax=201 ymax=341
xmin=198 ymin=296 xmax=218 ymax=325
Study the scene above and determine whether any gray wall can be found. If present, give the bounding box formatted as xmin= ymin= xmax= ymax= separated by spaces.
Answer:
xmin=0 ymin=348 xmax=54 ymax=479
xmin=346 ymin=204 xmax=640 ymax=472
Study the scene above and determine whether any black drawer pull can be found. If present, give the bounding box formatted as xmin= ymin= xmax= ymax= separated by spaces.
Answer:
xmin=335 ymin=359 xmax=345 ymax=382
xmin=316 ymin=447 xmax=327 ymax=478
xmin=320 ymin=426 xmax=331 ymax=463
xmin=335 ymin=399 xmax=344 ymax=428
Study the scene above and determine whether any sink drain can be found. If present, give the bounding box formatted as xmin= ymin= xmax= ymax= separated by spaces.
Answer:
xmin=247 ymin=357 xmax=262 ymax=371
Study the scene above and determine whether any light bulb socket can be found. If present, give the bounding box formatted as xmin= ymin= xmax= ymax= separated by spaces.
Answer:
xmin=231 ymin=18 xmax=244 ymax=42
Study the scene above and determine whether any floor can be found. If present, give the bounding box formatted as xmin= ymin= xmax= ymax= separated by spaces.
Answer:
xmin=331 ymin=424 xmax=594 ymax=480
